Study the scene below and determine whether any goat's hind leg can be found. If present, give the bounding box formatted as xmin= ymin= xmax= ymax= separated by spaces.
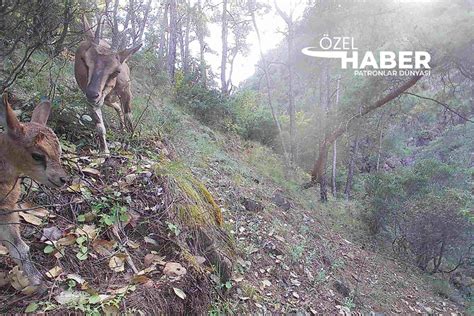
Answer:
xmin=104 ymin=94 xmax=125 ymax=130
xmin=0 ymin=211 xmax=43 ymax=288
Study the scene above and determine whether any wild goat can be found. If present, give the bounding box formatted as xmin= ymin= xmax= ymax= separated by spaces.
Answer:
xmin=0 ymin=94 xmax=67 ymax=290
xmin=74 ymin=16 xmax=141 ymax=153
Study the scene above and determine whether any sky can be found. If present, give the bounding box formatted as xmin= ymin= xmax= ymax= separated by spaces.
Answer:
xmin=202 ymin=0 xmax=307 ymax=87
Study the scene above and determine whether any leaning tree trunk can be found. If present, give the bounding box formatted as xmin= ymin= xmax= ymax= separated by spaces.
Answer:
xmin=309 ymin=75 xmax=423 ymax=201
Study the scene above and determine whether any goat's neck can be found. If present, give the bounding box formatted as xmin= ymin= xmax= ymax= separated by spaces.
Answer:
xmin=0 ymin=134 xmax=21 ymax=207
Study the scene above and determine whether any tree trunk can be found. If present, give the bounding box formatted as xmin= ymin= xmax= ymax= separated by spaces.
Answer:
xmin=309 ymin=75 xmax=423 ymax=199
xmin=274 ymin=1 xmax=296 ymax=164
xmin=196 ymin=0 xmax=206 ymax=87
xmin=344 ymin=133 xmax=359 ymax=199
xmin=167 ymin=0 xmax=177 ymax=82
xmin=288 ymin=24 xmax=296 ymax=163
xmin=220 ymin=0 xmax=228 ymax=94
xmin=183 ymin=0 xmax=191 ymax=75
xmin=159 ymin=1 xmax=169 ymax=67
xmin=250 ymin=6 xmax=290 ymax=166
xmin=331 ymin=77 xmax=340 ymax=196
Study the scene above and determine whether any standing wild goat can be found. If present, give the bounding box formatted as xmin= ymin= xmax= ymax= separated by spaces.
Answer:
xmin=0 ymin=94 xmax=67 ymax=290
xmin=74 ymin=16 xmax=141 ymax=153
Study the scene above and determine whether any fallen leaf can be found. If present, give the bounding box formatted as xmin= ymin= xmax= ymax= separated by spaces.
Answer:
xmin=67 ymin=183 xmax=83 ymax=193
xmin=55 ymin=290 xmax=89 ymax=305
xmin=41 ymin=226 xmax=63 ymax=242
xmin=76 ymin=224 xmax=97 ymax=239
xmin=57 ymin=234 xmax=77 ymax=246
xmin=144 ymin=236 xmax=158 ymax=246
xmin=46 ymin=266 xmax=63 ymax=279
xmin=92 ymin=239 xmax=116 ymax=256
xmin=0 ymin=244 xmax=8 ymax=255
xmin=262 ymin=279 xmax=272 ymax=287
xmin=136 ymin=265 xmax=157 ymax=276
xmin=24 ymin=206 xmax=49 ymax=218
xmin=144 ymin=253 xmax=166 ymax=267
xmin=127 ymin=240 xmax=140 ymax=249
xmin=19 ymin=212 xmax=42 ymax=226
xmin=194 ymin=256 xmax=206 ymax=264
xmin=163 ymin=262 xmax=187 ymax=278
xmin=173 ymin=287 xmax=187 ymax=300
xmin=67 ymin=274 xmax=85 ymax=285
xmin=25 ymin=302 xmax=39 ymax=313
xmin=110 ymin=285 xmax=136 ymax=295
xmin=81 ymin=167 xmax=100 ymax=176
xmin=9 ymin=266 xmax=30 ymax=290
xmin=132 ymin=275 xmax=150 ymax=284
xmin=109 ymin=256 xmax=125 ymax=272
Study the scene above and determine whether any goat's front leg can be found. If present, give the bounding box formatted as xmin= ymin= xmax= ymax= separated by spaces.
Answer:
xmin=0 ymin=211 xmax=43 ymax=287
xmin=90 ymin=106 xmax=110 ymax=154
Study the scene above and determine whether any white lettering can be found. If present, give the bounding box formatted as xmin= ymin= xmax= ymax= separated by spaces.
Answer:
xmin=415 ymin=51 xmax=431 ymax=69
xmin=380 ymin=51 xmax=397 ymax=69
xmin=399 ymin=51 xmax=413 ymax=69
xmin=359 ymin=52 xmax=379 ymax=69
xmin=341 ymin=52 xmax=358 ymax=69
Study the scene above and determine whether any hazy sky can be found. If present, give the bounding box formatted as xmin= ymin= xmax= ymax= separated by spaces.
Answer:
xmin=203 ymin=0 xmax=307 ymax=87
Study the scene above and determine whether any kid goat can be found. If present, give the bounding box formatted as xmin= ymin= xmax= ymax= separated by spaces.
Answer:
xmin=0 ymin=94 xmax=67 ymax=289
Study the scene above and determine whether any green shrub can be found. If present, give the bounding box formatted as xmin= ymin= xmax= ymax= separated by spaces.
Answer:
xmin=365 ymin=159 xmax=473 ymax=273
xmin=174 ymin=74 xmax=278 ymax=147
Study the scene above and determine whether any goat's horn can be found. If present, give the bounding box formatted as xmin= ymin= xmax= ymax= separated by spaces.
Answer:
xmin=94 ymin=15 xmax=102 ymax=44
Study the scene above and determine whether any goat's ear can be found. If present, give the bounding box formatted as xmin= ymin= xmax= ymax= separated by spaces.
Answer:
xmin=118 ymin=43 xmax=142 ymax=63
xmin=31 ymin=99 xmax=52 ymax=126
xmin=1 ymin=93 xmax=24 ymax=137
xmin=82 ymin=15 xmax=94 ymax=41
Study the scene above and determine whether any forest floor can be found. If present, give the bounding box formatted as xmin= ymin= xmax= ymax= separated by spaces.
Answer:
xmin=0 ymin=75 xmax=467 ymax=315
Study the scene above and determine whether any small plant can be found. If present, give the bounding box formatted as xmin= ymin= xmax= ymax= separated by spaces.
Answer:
xmin=290 ymin=242 xmax=305 ymax=263
xmin=343 ymin=296 xmax=356 ymax=311
xmin=313 ymin=269 xmax=327 ymax=286
xmin=332 ymin=258 xmax=345 ymax=270
xmin=209 ymin=300 xmax=233 ymax=316
xmin=166 ymin=221 xmax=181 ymax=236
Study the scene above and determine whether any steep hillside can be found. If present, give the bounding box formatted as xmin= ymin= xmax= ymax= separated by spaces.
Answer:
xmin=0 ymin=55 xmax=466 ymax=314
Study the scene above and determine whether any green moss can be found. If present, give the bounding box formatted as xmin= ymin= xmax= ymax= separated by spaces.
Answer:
xmin=154 ymin=160 xmax=223 ymax=227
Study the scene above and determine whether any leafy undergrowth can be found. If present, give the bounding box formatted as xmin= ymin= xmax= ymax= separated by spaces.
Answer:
xmin=0 ymin=136 xmax=233 ymax=314
xmin=1 ymin=58 xmax=467 ymax=314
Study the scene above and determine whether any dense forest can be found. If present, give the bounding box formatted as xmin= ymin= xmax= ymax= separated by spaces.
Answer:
xmin=1 ymin=0 xmax=473 ymax=314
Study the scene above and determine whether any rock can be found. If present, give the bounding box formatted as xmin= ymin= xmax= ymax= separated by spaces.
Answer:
xmin=423 ymin=306 xmax=434 ymax=315
xmin=334 ymin=279 xmax=351 ymax=297
xmin=241 ymin=197 xmax=264 ymax=212
xmin=263 ymin=241 xmax=284 ymax=256
xmin=271 ymin=189 xmax=292 ymax=211
xmin=125 ymin=174 xmax=138 ymax=184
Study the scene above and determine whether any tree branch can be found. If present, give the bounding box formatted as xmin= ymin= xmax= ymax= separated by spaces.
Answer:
xmin=403 ymin=92 xmax=473 ymax=123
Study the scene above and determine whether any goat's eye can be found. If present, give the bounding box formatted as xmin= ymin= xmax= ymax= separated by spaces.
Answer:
xmin=31 ymin=153 xmax=45 ymax=162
